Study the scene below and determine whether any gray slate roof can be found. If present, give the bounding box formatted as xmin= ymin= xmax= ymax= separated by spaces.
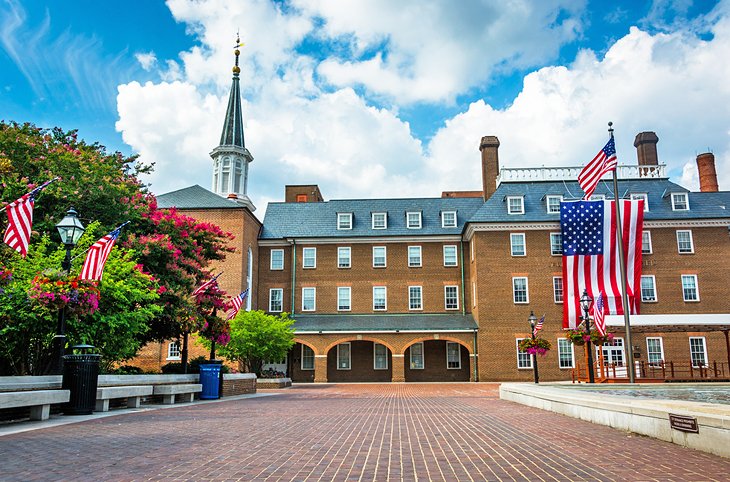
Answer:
xmin=157 ymin=185 xmax=242 ymax=209
xmin=469 ymin=178 xmax=730 ymax=223
xmin=290 ymin=314 xmax=478 ymax=332
xmin=260 ymin=197 xmax=483 ymax=239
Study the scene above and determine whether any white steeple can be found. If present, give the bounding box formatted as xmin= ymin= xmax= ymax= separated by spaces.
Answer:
xmin=210 ymin=34 xmax=255 ymax=211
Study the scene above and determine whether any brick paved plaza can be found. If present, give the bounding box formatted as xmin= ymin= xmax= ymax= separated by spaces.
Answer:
xmin=2 ymin=383 xmax=728 ymax=481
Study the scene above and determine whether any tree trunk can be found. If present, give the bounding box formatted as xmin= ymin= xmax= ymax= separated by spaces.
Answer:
xmin=182 ymin=332 xmax=189 ymax=374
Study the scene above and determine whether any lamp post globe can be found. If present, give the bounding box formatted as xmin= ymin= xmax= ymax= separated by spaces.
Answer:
xmin=528 ymin=310 xmax=539 ymax=384
xmin=50 ymin=207 xmax=85 ymax=375
xmin=579 ymin=289 xmax=595 ymax=383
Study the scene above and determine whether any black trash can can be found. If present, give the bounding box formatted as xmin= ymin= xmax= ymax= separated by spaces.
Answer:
xmin=62 ymin=344 xmax=101 ymax=415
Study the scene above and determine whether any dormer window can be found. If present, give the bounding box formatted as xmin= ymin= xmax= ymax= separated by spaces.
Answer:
xmin=337 ymin=213 xmax=353 ymax=230
xmin=546 ymin=195 xmax=562 ymax=214
xmin=372 ymin=212 xmax=387 ymax=229
xmin=671 ymin=192 xmax=689 ymax=211
xmin=630 ymin=193 xmax=649 ymax=212
xmin=406 ymin=211 xmax=422 ymax=229
xmin=507 ymin=196 xmax=524 ymax=215
xmin=441 ymin=211 xmax=457 ymax=228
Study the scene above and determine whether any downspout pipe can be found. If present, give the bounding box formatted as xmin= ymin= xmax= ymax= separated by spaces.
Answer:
xmin=459 ymin=241 xmax=466 ymax=315
xmin=290 ymin=239 xmax=296 ymax=315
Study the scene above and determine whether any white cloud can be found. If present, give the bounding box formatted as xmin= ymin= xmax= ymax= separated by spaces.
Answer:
xmin=135 ymin=52 xmax=158 ymax=71
xmin=115 ymin=0 xmax=730 ymax=212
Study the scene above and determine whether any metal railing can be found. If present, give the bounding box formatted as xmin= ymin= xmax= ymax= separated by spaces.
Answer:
xmin=572 ymin=360 xmax=730 ymax=383
xmin=497 ymin=165 xmax=667 ymax=184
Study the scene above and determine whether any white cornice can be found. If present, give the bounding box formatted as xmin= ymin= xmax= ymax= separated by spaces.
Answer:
xmin=258 ymin=235 xmax=462 ymax=246
xmin=643 ymin=219 xmax=730 ymax=228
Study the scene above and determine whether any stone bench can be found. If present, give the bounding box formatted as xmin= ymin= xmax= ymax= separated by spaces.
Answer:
xmin=0 ymin=390 xmax=70 ymax=421
xmin=152 ymin=384 xmax=202 ymax=404
xmin=95 ymin=385 xmax=154 ymax=412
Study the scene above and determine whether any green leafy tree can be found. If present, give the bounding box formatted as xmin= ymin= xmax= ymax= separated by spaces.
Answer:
xmin=216 ymin=311 xmax=295 ymax=376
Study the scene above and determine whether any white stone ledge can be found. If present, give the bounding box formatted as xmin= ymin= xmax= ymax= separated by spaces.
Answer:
xmin=500 ymin=382 xmax=730 ymax=458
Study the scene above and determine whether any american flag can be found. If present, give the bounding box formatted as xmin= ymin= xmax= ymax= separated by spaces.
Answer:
xmin=592 ymin=292 xmax=606 ymax=336
xmin=80 ymin=223 xmax=127 ymax=281
xmin=226 ymin=288 xmax=249 ymax=320
xmin=578 ymin=138 xmax=617 ymax=199
xmin=532 ymin=314 xmax=545 ymax=337
xmin=3 ymin=178 xmax=58 ymax=257
xmin=561 ymin=199 xmax=644 ymax=328
xmin=192 ymin=273 xmax=222 ymax=296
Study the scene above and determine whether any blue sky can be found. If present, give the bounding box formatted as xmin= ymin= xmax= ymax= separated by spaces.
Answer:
xmin=1 ymin=0 xmax=728 ymax=210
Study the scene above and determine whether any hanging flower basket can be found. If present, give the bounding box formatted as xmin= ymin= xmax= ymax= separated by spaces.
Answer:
xmin=565 ymin=329 xmax=615 ymax=346
xmin=591 ymin=331 xmax=615 ymax=346
xmin=29 ymin=270 xmax=100 ymax=316
xmin=518 ymin=337 xmax=552 ymax=356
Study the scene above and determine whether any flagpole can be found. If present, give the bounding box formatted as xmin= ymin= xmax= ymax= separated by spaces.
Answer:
xmin=609 ymin=122 xmax=636 ymax=383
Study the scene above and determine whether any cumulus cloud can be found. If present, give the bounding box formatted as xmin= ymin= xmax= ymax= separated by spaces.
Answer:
xmin=135 ymin=52 xmax=158 ymax=71
xmin=116 ymin=0 xmax=730 ymax=211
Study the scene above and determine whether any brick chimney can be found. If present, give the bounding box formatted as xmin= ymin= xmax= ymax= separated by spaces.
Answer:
xmin=696 ymin=152 xmax=719 ymax=192
xmin=633 ymin=131 xmax=659 ymax=166
xmin=479 ymin=136 xmax=500 ymax=201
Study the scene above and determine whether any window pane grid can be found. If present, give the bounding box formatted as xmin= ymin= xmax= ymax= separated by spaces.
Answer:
xmin=553 ymin=277 xmax=563 ymax=303
xmin=640 ymin=276 xmax=656 ymax=302
xmin=513 ymin=277 xmax=528 ymax=303
xmin=682 ymin=275 xmax=698 ymax=301
xmin=446 ymin=342 xmax=461 ymax=369
xmin=409 ymin=286 xmax=422 ymax=310
xmin=516 ymin=339 xmax=532 ymax=368
xmin=338 ymin=247 xmax=351 ymax=268
xmin=445 ymin=286 xmax=459 ymax=309
xmin=550 ymin=233 xmax=562 ymax=255
xmin=510 ymin=233 xmax=525 ymax=256
xmin=373 ymin=287 xmax=387 ymax=310
xmin=373 ymin=247 xmax=386 ymax=267
xmin=410 ymin=342 xmax=424 ymax=369
xmin=408 ymin=246 xmax=422 ymax=267
xmin=337 ymin=287 xmax=351 ymax=311
xmin=557 ymin=339 xmax=573 ymax=368
xmin=443 ymin=245 xmax=458 ymax=266
xmin=374 ymin=343 xmax=388 ymax=370
xmin=689 ymin=337 xmax=707 ymax=367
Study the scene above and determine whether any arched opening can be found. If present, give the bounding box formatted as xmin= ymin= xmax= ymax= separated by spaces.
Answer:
xmin=326 ymin=340 xmax=392 ymax=382
xmin=404 ymin=340 xmax=470 ymax=382
xmin=288 ymin=342 xmax=316 ymax=383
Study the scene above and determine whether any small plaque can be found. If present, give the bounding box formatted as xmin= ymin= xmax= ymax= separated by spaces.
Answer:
xmin=669 ymin=414 xmax=699 ymax=433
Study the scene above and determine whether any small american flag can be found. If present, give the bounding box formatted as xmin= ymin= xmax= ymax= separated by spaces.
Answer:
xmin=226 ymin=288 xmax=249 ymax=320
xmin=578 ymin=137 xmax=617 ymax=199
xmin=592 ymin=292 xmax=606 ymax=336
xmin=3 ymin=178 xmax=58 ymax=257
xmin=532 ymin=315 xmax=545 ymax=337
xmin=80 ymin=223 xmax=127 ymax=281
xmin=192 ymin=273 xmax=222 ymax=297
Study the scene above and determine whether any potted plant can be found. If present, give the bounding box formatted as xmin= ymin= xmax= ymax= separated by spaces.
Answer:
xmin=517 ymin=337 xmax=552 ymax=356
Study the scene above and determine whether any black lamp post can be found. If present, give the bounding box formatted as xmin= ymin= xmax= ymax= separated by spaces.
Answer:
xmin=580 ymin=289 xmax=595 ymax=383
xmin=528 ymin=311 xmax=539 ymax=384
xmin=50 ymin=208 xmax=85 ymax=375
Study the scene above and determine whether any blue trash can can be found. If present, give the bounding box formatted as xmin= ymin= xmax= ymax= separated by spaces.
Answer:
xmin=199 ymin=362 xmax=222 ymax=399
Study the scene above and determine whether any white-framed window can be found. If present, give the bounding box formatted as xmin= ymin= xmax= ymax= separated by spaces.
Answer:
xmin=549 ymin=232 xmax=562 ymax=256
xmin=516 ymin=338 xmax=532 ymax=368
xmin=337 ymin=287 xmax=351 ymax=311
xmin=642 ymin=231 xmax=652 ymax=254
xmin=443 ymin=245 xmax=458 ymax=267
xmin=445 ymin=285 xmax=459 ymax=310
xmin=270 ymin=249 xmax=284 ymax=270
xmin=372 ymin=212 xmax=387 ymax=229
xmin=646 ymin=337 xmax=664 ymax=365
xmin=553 ymin=276 xmax=563 ymax=303
xmin=337 ymin=247 xmax=351 ymax=268
xmin=600 ymin=338 xmax=625 ymax=366
xmin=446 ymin=342 xmax=461 ymax=369
xmin=372 ymin=246 xmax=387 ymax=268
xmin=302 ymin=287 xmax=316 ymax=311
xmin=302 ymin=247 xmax=317 ymax=268
xmin=408 ymin=246 xmax=422 ymax=267
xmin=337 ymin=343 xmax=351 ymax=370
xmin=689 ymin=337 xmax=708 ymax=367
xmin=640 ymin=275 xmax=657 ymax=302
xmin=373 ymin=286 xmax=387 ymax=311
xmin=507 ymin=196 xmax=524 ymax=215
xmin=246 ymin=248 xmax=253 ymax=311
xmin=269 ymin=288 xmax=283 ymax=312
xmin=676 ymin=230 xmax=694 ymax=254
xmin=406 ymin=211 xmax=422 ymax=229
xmin=546 ymin=195 xmax=563 ymax=214
xmin=374 ymin=343 xmax=388 ymax=370
xmin=409 ymin=286 xmax=422 ymax=310
xmin=301 ymin=344 xmax=315 ymax=370
xmin=671 ymin=192 xmax=689 ymax=211
xmin=410 ymin=342 xmax=424 ymax=369
xmin=441 ymin=211 xmax=457 ymax=228
xmin=167 ymin=341 xmax=181 ymax=360
xmin=681 ymin=274 xmax=699 ymax=301
xmin=589 ymin=194 xmax=605 ymax=201
xmin=512 ymin=277 xmax=529 ymax=304
xmin=557 ymin=338 xmax=574 ymax=368
xmin=510 ymin=233 xmax=526 ymax=257
xmin=337 ymin=212 xmax=353 ymax=230
xmin=630 ymin=193 xmax=649 ymax=211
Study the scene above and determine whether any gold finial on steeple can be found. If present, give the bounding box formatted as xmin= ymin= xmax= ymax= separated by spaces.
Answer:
xmin=232 ymin=30 xmax=243 ymax=75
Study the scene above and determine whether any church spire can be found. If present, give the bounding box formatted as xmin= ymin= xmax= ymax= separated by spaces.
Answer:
xmin=210 ymin=33 xmax=255 ymax=211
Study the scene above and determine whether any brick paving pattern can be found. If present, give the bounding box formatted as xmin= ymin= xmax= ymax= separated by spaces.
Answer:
xmin=2 ymin=383 xmax=729 ymax=481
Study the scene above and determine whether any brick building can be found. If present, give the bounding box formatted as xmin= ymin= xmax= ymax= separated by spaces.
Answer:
xmin=137 ymin=47 xmax=730 ymax=381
